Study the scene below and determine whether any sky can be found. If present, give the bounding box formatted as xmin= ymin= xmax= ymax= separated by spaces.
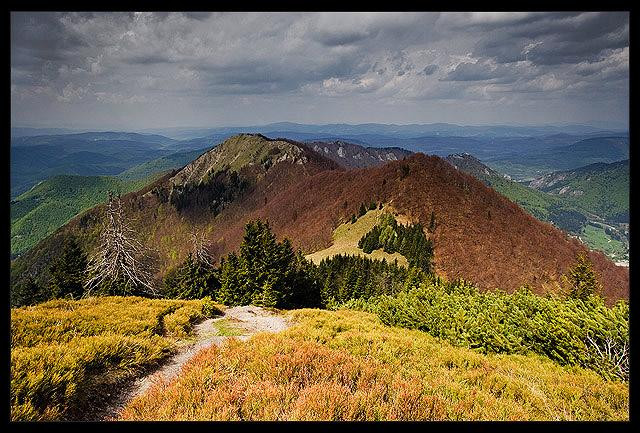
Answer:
xmin=11 ymin=12 xmax=629 ymax=130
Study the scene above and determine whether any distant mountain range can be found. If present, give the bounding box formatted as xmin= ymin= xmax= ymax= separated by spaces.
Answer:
xmin=10 ymin=133 xmax=179 ymax=197
xmin=484 ymin=136 xmax=629 ymax=181
xmin=136 ymin=122 xmax=627 ymax=140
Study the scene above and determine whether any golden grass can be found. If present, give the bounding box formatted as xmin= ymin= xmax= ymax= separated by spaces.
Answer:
xmin=306 ymin=206 xmax=409 ymax=267
xmin=10 ymin=296 xmax=221 ymax=421
xmin=121 ymin=309 xmax=628 ymax=421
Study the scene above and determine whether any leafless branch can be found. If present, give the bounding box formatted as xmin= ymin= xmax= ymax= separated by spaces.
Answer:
xmin=84 ymin=192 xmax=157 ymax=296
xmin=190 ymin=230 xmax=213 ymax=267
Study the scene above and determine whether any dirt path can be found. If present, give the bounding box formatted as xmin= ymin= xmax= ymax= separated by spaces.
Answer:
xmin=87 ymin=306 xmax=289 ymax=421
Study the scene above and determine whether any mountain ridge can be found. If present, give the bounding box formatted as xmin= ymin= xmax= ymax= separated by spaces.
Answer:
xmin=11 ymin=134 xmax=628 ymax=304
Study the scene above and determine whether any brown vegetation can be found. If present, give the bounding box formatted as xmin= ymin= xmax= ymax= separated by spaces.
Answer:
xmin=14 ymin=137 xmax=628 ymax=303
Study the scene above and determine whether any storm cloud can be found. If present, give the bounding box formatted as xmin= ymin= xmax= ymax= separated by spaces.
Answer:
xmin=10 ymin=12 xmax=629 ymax=129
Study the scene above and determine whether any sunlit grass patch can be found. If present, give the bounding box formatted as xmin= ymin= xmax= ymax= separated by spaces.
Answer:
xmin=10 ymin=296 xmax=219 ymax=421
xmin=306 ymin=206 xmax=409 ymax=267
xmin=213 ymin=318 xmax=245 ymax=336
xmin=121 ymin=309 xmax=628 ymax=421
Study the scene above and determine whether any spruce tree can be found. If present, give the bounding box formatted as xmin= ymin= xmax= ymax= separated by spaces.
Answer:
xmin=11 ymin=276 xmax=47 ymax=307
xmin=568 ymin=253 xmax=602 ymax=301
xmin=359 ymin=203 xmax=367 ymax=217
xmin=49 ymin=235 xmax=88 ymax=299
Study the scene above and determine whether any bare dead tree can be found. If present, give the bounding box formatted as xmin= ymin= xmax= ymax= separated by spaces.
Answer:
xmin=585 ymin=333 xmax=629 ymax=381
xmin=190 ymin=230 xmax=213 ymax=266
xmin=84 ymin=192 xmax=157 ymax=296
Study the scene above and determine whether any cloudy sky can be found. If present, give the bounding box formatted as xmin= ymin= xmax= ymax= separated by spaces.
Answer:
xmin=11 ymin=12 xmax=629 ymax=130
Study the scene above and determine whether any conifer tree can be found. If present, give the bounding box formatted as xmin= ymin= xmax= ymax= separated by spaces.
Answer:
xmin=359 ymin=203 xmax=367 ymax=217
xmin=217 ymin=253 xmax=243 ymax=305
xmin=568 ymin=253 xmax=602 ymax=301
xmin=257 ymin=278 xmax=279 ymax=308
xmin=48 ymin=235 xmax=88 ymax=299
xmin=11 ymin=276 xmax=47 ymax=307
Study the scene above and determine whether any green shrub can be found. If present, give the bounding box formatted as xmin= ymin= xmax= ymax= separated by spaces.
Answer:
xmin=343 ymin=280 xmax=628 ymax=381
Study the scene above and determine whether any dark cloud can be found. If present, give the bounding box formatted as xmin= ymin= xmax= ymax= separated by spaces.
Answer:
xmin=314 ymin=29 xmax=374 ymax=47
xmin=182 ymin=12 xmax=212 ymax=21
xmin=10 ymin=12 xmax=628 ymax=128
xmin=443 ymin=62 xmax=496 ymax=81
xmin=422 ymin=64 xmax=438 ymax=75
xmin=472 ymin=12 xmax=629 ymax=65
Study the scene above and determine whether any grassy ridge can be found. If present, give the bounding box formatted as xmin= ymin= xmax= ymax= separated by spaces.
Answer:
xmin=116 ymin=149 xmax=204 ymax=181
xmin=10 ymin=296 xmax=220 ymax=421
xmin=120 ymin=309 xmax=628 ymax=421
xmin=10 ymin=173 xmax=163 ymax=257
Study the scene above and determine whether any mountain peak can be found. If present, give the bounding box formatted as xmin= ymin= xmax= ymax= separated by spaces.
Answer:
xmin=169 ymin=133 xmax=313 ymax=187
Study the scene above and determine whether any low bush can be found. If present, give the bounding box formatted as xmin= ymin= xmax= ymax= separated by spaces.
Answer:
xmin=342 ymin=281 xmax=628 ymax=381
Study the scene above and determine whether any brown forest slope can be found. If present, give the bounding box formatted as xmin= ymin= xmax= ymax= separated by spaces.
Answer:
xmin=12 ymin=137 xmax=628 ymax=304
xmin=206 ymin=153 xmax=628 ymax=302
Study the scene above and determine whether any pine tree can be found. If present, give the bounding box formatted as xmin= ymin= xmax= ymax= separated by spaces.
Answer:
xmin=217 ymin=253 xmax=243 ymax=305
xmin=353 ymin=274 xmax=366 ymax=299
xmin=11 ymin=276 xmax=47 ymax=307
xmin=359 ymin=203 xmax=367 ymax=217
xmin=259 ymin=278 xmax=280 ymax=308
xmin=48 ymin=235 xmax=88 ymax=299
xmin=568 ymin=253 xmax=602 ymax=301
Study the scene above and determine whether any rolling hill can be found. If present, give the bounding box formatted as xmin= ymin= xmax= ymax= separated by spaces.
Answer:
xmin=10 ymin=174 xmax=164 ymax=258
xmin=528 ymin=160 xmax=629 ymax=223
xmin=10 ymin=148 xmax=207 ymax=258
xmin=485 ymin=136 xmax=629 ymax=181
xmin=10 ymin=133 xmax=179 ymax=197
xmin=12 ymin=134 xmax=628 ymax=304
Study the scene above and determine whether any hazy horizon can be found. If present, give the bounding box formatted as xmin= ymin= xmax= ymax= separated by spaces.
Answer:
xmin=12 ymin=12 xmax=629 ymax=130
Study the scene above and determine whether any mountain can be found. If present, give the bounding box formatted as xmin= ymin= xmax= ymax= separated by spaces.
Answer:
xmin=485 ymin=136 xmax=629 ymax=181
xmin=142 ymin=122 xmax=624 ymax=140
xmin=11 ymin=127 xmax=85 ymax=137
xmin=11 ymin=132 xmax=177 ymax=147
xmin=10 ymin=173 xmax=164 ymax=258
xmin=117 ymin=149 xmax=206 ymax=181
xmin=11 ymin=148 xmax=209 ymax=258
xmin=12 ymin=134 xmax=628 ymax=304
xmin=10 ymin=134 xmax=178 ymax=197
xmin=529 ymin=160 xmax=629 ymax=223
xmin=307 ymin=141 xmax=412 ymax=168
xmin=444 ymin=154 xmax=629 ymax=263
